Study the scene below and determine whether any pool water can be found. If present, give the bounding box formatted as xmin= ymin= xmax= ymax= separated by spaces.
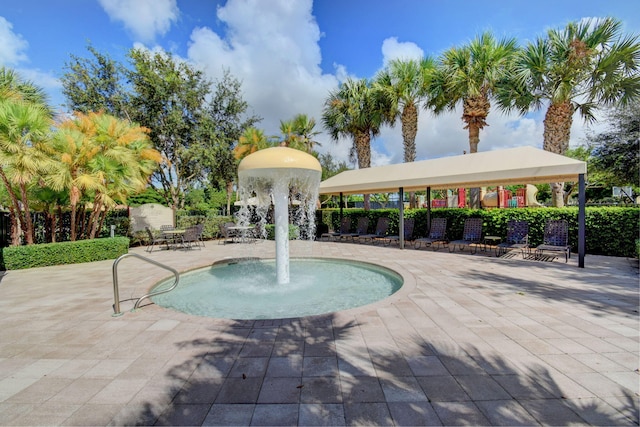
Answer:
xmin=151 ymin=258 xmax=403 ymax=320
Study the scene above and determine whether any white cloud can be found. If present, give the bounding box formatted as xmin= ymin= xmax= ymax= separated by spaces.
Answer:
xmin=164 ymin=0 xmax=592 ymax=169
xmin=0 ymin=16 xmax=29 ymax=66
xmin=98 ymin=0 xmax=179 ymax=43
xmin=380 ymin=37 xmax=424 ymax=66
xmin=187 ymin=0 xmax=342 ymax=157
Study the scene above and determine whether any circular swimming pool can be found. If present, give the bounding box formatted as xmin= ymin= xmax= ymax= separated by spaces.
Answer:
xmin=150 ymin=258 xmax=403 ymax=320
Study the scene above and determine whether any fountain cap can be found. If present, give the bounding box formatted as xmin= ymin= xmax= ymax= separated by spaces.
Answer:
xmin=238 ymin=146 xmax=321 ymax=172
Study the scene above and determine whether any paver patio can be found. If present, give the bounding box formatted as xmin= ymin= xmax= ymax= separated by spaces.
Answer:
xmin=0 ymin=239 xmax=637 ymax=426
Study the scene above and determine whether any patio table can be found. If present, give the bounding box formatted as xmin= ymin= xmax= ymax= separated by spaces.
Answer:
xmin=162 ymin=229 xmax=186 ymax=248
xmin=228 ymin=225 xmax=255 ymax=243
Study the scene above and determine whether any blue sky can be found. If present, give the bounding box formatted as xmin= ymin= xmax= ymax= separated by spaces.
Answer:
xmin=1 ymin=0 xmax=638 ymax=166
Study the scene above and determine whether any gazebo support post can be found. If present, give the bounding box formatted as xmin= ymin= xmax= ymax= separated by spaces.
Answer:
xmin=339 ymin=192 xmax=344 ymax=225
xmin=399 ymin=187 xmax=404 ymax=249
xmin=426 ymin=187 xmax=432 ymax=232
xmin=578 ymin=174 xmax=585 ymax=268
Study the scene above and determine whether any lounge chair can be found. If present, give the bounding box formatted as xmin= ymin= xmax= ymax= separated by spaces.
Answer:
xmin=535 ymin=219 xmax=571 ymax=262
xmin=339 ymin=217 xmax=370 ymax=242
xmin=449 ymin=218 xmax=483 ymax=254
xmin=145 ymin=227 xmax=169 ymax=252
xmin=357 ymin=217 xmax=390 ymax=244
xmin=380 ymin=218 xmax=415 ymax=247
xmin=414 ymin=218 xmax=448 ymax=251
xmin=496 ymin=220 xmax=529 ymax=257
xmin=320 ymin=217 xmax=351 ymax=241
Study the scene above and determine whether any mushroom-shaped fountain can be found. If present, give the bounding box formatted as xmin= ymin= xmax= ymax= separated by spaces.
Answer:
xmin=237 ymin=147 xmax=321 ymax=284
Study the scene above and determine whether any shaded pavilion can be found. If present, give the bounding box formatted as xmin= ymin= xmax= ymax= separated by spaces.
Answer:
xmin=318 ymin=146 xmax=588 ymax=267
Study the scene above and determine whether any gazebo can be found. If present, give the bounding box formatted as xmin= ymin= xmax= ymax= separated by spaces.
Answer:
xmin=318 ymin=146 xmax=588 ymax=267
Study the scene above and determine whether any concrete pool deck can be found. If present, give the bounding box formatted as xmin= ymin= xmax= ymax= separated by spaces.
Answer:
xmin=0 ymin=239 xmax=637 ymax=426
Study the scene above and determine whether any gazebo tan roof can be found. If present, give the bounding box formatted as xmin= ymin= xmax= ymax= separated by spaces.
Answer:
xmin=319 ymin=146 xmax=587 ymax=195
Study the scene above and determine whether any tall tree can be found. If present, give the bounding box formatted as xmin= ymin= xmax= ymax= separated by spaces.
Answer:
xmin=0 ymin=67 xmax=53 ymax=245
xmin=375 ymin=57 xmax=436 ymax=163
xmin=322 ymin=78 xmax=393 ymax=210
xmin=430 ymin=32 xmax=517 ymax=207
xmin=126 ymin=48 xmax=211 ymax=210
xmin=61 ymin=44 xmax=129 ymax=118
xmin=189 ymin=70 xmax=260 ymax=215
xmin=587 ymin=103 xmax=640 ymax=187
xmin=499 ymin=17 xmax=640 ymax=206
xmin=375 ymin=57 xmax=436 ymax=207
xmin=431 ymin=32 xmax=518 ymax=154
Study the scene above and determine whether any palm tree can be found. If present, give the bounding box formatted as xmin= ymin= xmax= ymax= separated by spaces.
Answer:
xmin=0 ymin=66 xmax=51 ymax=106
xmin=431 ymin=32 xmax=518 ymax=154
xmin=82 ymin=113 xmax=160 ymax=238
xmin=322 ymin=78 xmax=393 ymax=210
xmin=292 ymin=114 xmax=322 ymax=153
xmin=278 ymin=114 xmax=322 ymax=153
xmin=375 ymin=57 xmax=436 ymax=207
xmin=46 ymin=112 xmax=160 ymax=240
xmin=0 ymin=100 xmax=52 ymax=245
xmin=0 ymin=67 xmax=54 ymax=245
xmin=498 ymin=17 xmax=640 ymax=206
xmin=233 ymin=127 xmax=275 ymax=160
xmin=429 ymin=32 xmax=517 ymax=208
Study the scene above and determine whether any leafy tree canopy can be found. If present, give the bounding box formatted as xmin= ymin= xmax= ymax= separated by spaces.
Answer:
xmin=586 ymin=103 xmax=640 ymax=187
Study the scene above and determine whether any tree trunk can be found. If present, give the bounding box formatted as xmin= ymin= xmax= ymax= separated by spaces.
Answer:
xmin=78 ymin=206 xmax=87 ymax=240
xmin=70 ymin=205 xmax=77 ymax=241
xmin=19 ymin=183 xmax=34 ymax=244
xmin=97 ymin=209 xmax=108 ymax=238
xmin=354 ymin=130 xmax=371 ymax=210
xmin=402 ymin=103 xmax=419 ymax=208
xmin=0 ymin=168 xmax=25 ymax=245
xmin=543 ymin=101 xmax=574 ymax=207
xmin=70 ymin=186 xmax=80 ymax=241
xmin=226 ymin=180 xmax=234 ymax=216
xmin=49 ymin=210 xmax=57 ymax=243
xmin=88 ymin=196 xmax=102 ymax=239
xmin=8 ymin=205 xmax=20 ymax=246
xmin=462 ymin=96 xmax=489 ymax=209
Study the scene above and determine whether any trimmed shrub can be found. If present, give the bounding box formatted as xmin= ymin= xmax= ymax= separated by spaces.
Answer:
xmin=319 ymin=206 xmax=639 ymax=257
xmin=3 ymin=237 xmax=130 ymax=270
xmin=176 ymin=213 xmax=234 ymax=240
xmin=264 ymin=224 xmax=300 ymax=240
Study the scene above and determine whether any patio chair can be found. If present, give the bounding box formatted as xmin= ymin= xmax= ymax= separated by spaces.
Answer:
xmin=159 ymin=224 xmax=174 ymax=237
xmin=414 ymin=217 xmax=448 ymax=251
xmin=320 ymin=217 xmax=351 ymax=241
xmin=380 ymin=218 xmax=415 ymax=247
xmin=218 ymin=222 xmax=238 ymax=245
xmin=449 ymin=218 xmax=483 ymax=254
xmin=339 ymin=217 xmax=370 ymax=242
xmin=194 ymin=223 xmax=205 ymax=247
xmin=179 ymin=226 xmax=202 ymax=250
xmin=357 ymin=217 xmax=390 ymax=244
xmin=496 ymin=220 xmax=529 ymax=257
xmin=535 ymin=219 xmax=571 ymax=262
xmin=145 ymin=227 xmax=169 ymax=252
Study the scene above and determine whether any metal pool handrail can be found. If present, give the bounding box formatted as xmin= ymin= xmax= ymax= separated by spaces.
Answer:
xmin=112 ymin=253 xmax=180 ymax=316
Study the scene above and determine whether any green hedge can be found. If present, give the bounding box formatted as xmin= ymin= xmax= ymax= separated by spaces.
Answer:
xmin=320 ymin=206 xmax=639 ymax=258
xmin=265 ymin=224 xmax=300 ymax=240
xmin=175 ymin=213 xmax=234 ymax=240
xmin=3 ymin=237 xmax=130 ymax=270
